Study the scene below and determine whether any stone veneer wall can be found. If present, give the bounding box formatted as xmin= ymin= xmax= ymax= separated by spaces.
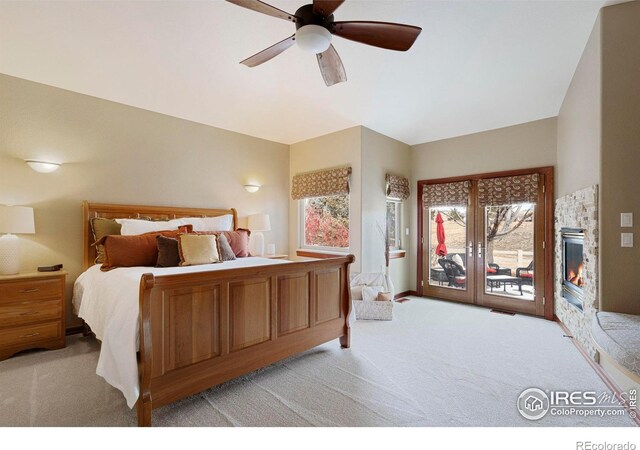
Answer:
xmin=555 ymin=185 xmax=599 ymax=358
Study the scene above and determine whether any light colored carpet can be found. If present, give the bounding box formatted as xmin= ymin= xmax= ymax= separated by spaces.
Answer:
xmin=0 ymin=297 xmax=634 ymax=427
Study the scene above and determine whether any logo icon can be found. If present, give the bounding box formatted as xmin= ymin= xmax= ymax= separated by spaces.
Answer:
xmin=517 ymin=388 xmax=550 ymax=420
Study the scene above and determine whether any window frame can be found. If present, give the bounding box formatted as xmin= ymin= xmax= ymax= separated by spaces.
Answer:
xmin=386 ymin=199 xmax=403 ymax=251
xmin=298 ymin=195 xmax=350 ymax=253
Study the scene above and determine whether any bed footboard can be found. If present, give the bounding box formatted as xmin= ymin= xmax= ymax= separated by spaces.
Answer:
xmin=136 ymin=256 xmax=354 ymax=426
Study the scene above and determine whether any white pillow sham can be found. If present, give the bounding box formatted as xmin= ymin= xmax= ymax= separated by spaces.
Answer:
xmin=115 ymin=214 xmax=234 ymax=235
xmin=116 ymin=218 xmax=187 ymax=235
xmin=186 ymin=215 xmax=233 ymax=232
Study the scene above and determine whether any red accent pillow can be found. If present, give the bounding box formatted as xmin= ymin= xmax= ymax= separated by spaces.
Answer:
xmin=521 ymin=273 xmax=534 ymax=279
xmin=97 ymin=225 xmax=193 ymax=271
xmin=486 ymin=267 xmax=497 ymax=274
xmin=193 ymin=229 xmax=251 ymax=257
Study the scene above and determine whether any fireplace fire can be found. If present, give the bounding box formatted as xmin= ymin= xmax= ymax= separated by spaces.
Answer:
xmin=561 ymin=228 xmax=585 ymax=311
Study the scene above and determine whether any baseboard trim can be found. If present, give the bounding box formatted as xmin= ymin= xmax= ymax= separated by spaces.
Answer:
xmin=555 ymin=316 xmax=640 ymax=426
xmin=394 ymin=290 xmax=417 ymax=300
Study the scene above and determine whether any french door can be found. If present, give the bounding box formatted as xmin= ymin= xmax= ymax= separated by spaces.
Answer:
xmin=419 ymin=168 xmax=553 ymax=319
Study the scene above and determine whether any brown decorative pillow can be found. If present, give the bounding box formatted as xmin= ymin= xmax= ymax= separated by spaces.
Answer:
xmin=217 ymin=234 xmax=236 ymax=261
xmin=177 ymin=234 xmax=220 ymax=266
xmin=192 ymin=229 xmax=251 ymax=257
xmin=98 ymin=225 xmax=192 ymax=271
xmin=156 ymin=235 xmax=180 ymax=267
xmin=376 ymin=292 xmax=392 ymax=302
xmin=90 ymin=218 xmax=122 ymax=264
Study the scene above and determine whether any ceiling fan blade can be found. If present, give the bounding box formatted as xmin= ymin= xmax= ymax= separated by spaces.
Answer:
xmin=240 ymin=35 xmax=296 ymax=67
xmin=313 ymin=0 xmax=345 ymax=17
xmin=317 ymin=44 xmax=346 ymax=87
xmin=226 ymin=0 xmax=299 ymax=23
xmin=330 ymin=21 xmax=422 ymax=51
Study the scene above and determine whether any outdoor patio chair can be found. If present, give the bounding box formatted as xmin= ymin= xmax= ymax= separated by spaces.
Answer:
xmin=439 ymin=258 xmax=466 ymax=288
xmin=488 ymin=263 xmax=512 ymax=276
xmin=516 ymin=260 xmax=534 ymax=285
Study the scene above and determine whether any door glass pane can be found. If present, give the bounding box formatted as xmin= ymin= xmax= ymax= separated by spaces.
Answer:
xmin=484 ymin=203 xmax=535 ymax=300
xmin=428 ymin=206 xmax=467 ymax=290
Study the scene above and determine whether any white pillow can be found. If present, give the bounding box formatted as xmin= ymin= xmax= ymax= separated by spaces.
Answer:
xmin=351 ymin=285 xmax=364 ymax=300
xmin=116 ymin=218 xmax=188 ymax=235
xmin=363 ymin=285 xmax=384 ymax=302
xmin=183 ymin=214 xmax=233 ymax=232
xmin=452 ymin=254 xmax=465 ymax=270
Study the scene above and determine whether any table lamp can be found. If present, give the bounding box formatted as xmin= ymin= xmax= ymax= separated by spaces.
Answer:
xmin=0 ymin=205 xmax=35 ymax=275
xmin=248 ymin=213 xmax=271 ymax=256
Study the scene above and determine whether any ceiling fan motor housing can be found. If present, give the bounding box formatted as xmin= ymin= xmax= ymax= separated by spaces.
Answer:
xmin=294 ymin=4 xmax=334 ymax=30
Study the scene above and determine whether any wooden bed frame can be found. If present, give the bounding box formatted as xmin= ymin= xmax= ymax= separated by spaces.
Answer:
xmin=82 ymin=202 xmax=354 ymax=426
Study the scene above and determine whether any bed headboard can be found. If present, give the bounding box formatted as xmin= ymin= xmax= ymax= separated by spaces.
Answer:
xmin=82 ymin=201 xmax=238 ymax=270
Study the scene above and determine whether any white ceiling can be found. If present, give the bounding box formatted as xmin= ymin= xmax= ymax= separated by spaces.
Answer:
xmin=0 ymin=1 xmax=607 ymax=145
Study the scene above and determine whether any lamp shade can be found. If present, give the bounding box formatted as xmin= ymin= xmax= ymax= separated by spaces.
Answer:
xmin=248 ymin=213 xmax=271 ymax=232
xmin=0 ymin=206 xmax=35 ymax=234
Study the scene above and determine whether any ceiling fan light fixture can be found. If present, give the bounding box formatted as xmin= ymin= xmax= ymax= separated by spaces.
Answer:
xmin=295 ymin=24 xmax=331 ymax=54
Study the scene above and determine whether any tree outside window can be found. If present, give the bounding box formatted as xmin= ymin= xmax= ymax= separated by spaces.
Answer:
xmin=386 ymin=200 xmax=401 ymax=250
xmin=303 ymin=195 xmax=349 ymax=249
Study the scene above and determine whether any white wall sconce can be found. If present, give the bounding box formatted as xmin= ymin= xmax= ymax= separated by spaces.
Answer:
xmin=25 ymin=159 xmax=61 ymax=173
xmin=244 ymin=184 xmax=261 ymax=193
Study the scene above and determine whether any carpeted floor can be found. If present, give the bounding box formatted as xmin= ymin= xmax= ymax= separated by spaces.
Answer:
xmin=0 ymin=297 xmax=634 ymax=427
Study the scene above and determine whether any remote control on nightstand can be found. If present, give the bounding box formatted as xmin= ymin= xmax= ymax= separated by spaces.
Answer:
xmin=37 ymin=264 xmax=63 ymax=272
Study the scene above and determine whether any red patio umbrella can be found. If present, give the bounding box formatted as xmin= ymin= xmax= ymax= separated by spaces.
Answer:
xmin=435 ymin=212 xmax=447 ymax=257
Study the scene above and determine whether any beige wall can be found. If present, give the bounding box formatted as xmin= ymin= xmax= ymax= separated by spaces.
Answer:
xmin=556 ymin=16 xmax=602 ymax=198
xmin=0 ymin=74 xmax=290 ymax=328
xmin=361 ymin=127 xmax=412 ymax=294
xmin=599 ymin=1 xmax=640 ymax=314
xmin=411 ymin=117 xmax=558 ymax=181
xmin=288 ymin=127 xmax=362 ymax=272
xmin=288 ymin=126 xmax=412 ymax=293
xmin=409 ymin=117 xmax=558 ymax=291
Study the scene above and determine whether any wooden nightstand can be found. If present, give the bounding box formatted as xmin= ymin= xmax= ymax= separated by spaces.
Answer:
xmin=0 ymin=271 xmax=66 ymax=361
xmin=264 ymin=254 xmax=288 ymax=260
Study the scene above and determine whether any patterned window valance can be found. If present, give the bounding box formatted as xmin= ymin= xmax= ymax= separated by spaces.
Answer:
xmin=291 ymin=166 xmax=352 ymax=200
xmin=386 ymin=174 xmax=410 ymax=201
xmin=477 ymin=174 xmax=540 ymax=207
xmin=423 ymin=181 xmax=470 ymax=208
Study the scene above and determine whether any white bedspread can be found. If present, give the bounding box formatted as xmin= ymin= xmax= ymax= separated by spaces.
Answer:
xmin=73 ymin=257 xmax=291 ymax=408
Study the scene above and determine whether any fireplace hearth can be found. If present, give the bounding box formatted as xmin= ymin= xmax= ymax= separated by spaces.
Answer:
xmin=561 ymin=227 xmax=585 ymax=311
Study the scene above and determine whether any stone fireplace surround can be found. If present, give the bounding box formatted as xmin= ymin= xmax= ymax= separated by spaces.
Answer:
xmin=555 ymin=185 xmax=599 ymax=358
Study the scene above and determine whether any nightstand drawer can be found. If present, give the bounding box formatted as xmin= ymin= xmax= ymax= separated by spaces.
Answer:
xmin=0 ymin=321 xmax=62 ymax=348
xmin=0 ymin=299 xmax=62 ymax=328
xmin=0 ymin=278 xmax=63 ymax=302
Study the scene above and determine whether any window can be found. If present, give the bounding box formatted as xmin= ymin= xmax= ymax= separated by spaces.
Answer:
xmin=300 ymin=195 xmax=349 ymax=250
xmin=386 ymin=200 xmax=402 ymax=250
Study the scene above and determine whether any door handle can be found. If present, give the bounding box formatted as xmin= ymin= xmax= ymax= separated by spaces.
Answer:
xmin=478 ymin=242 xmax=483 ymax=259
xmin=467 ymin=241 xmax=473 ymax=257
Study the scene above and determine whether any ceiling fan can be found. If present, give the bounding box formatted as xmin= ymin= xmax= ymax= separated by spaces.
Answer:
xmin=226 ymin=0 xmax=422 ymax=86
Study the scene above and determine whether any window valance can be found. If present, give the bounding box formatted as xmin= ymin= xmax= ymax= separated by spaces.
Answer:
xmin=386 ymin=174 xmax=410 ymax=201
xmin=291 ymin=166 xmax=352 ymax=200
xmin=422 ymin=181 xmax=470 ymax=208
xmin=477 ymin=174 xmax=540 ymax=207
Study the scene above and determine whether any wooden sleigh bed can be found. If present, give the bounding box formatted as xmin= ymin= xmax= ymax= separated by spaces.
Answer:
xmin=82 ymin=202 xmax=354 ymax=426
